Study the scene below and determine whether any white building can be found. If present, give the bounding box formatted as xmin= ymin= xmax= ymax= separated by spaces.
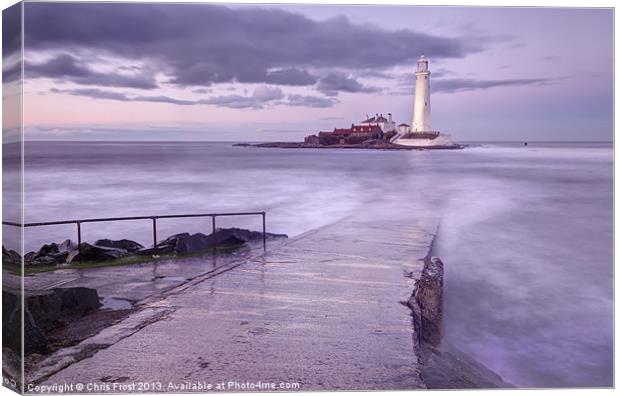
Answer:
xmin=412 ymin=55 xmax=432 ymax=132
xmin=398 ymin=123 xmax=411 ymax=134
xmin=360 ymin=113 xmax=396 ymax=133
xmin=395 ymin=55 xmax=455 ymax=148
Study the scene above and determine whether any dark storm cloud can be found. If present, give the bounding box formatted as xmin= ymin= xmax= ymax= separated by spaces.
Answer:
xmin=2 ymin=3 xmax=21 ymax=60
xmin=27 ymin=54 xmax=158 ymax=89
xmin=432 ymin=78 xmax=553 ymax=93
xmin=286 ymin=94 xmax=338 ymax=108
xmin=2 ymin=3 xmax=22 ymax=83
xmin=264 ymin=69 xmax=318 ymax=86
xmin=317 ymin=72 xmax=380 ymax=96
xmin=22 ymin=3 xmax=481 ymax=89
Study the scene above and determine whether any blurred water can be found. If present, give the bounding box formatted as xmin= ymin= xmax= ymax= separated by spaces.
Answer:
xmin=4 ymin=140 xmax=613 ymax=387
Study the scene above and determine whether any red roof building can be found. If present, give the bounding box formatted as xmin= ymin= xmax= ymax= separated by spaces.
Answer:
xmin=317 ymin=124 xmax=383 ymax=145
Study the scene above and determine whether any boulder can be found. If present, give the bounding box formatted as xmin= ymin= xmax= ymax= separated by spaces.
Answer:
xmin=95 ymin=238 xmax=144 ymax=252
xmin=2 ymin=286 xmax=101 ymax=355
xmin=53 ymin=287 xmax=101 ymax=313
xmin=24 ymin=239 xmax=76 ymax=266
xmin=2 ymin=246 xmax=21 ymax=266
xmin=216 ymin=227 xmax=287 ymax=243
xmin=172 ymin=233 xmax=220 ymax=254
xmin=24 ymin=290 xmax=63 ymax=331
xmin=58 ymin=239 xmax=78 ymax=252
xmin=139 ymin=232 xmax=217 ymax=256
xmin=66 ymin=243 xmax=128 ymax=264
xmin=138 ymin=228 xmax=288 ymax=256
xmin=409 ymin=256 xmax=444 ymax=348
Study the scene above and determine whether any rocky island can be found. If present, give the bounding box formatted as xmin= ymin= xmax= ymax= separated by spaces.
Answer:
xmin=234 ymin=140 xmax=464 ymax=151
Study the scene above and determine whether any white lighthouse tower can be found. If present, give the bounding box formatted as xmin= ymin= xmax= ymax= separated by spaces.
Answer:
xmin=395 ymin=55 xmax=455 ymax=147
xmin=412 ymin=55 xmax=431 ymax=132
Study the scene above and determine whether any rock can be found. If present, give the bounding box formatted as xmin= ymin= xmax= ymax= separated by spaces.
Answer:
xmin=25 ymin=243 xmax=60 ymax=266
xmin=3 ymin=288 xmax=25 ymax=353
xmin=32 ymin=255 xmax=58 ymax=266
xmin=66 ymin=243 xmax=127 ymax=264
xmin=409 ymin=256 xmax=444 ymax=348
xmin=143 ymin=232 xmax=223 ymax=255
xmin=217 ymin=227 xmax=287 ymax=242
xmin=138 ymin=228 xmax=287 ymax=256
xmin=2 ymin=246 xmax=21 ymax=265
xmin=53 ymin=287 xmax=101 ymax=313
xmin=58 ymin=239 xmax=78 ymax=252
xmin=24 ymin=290 xmax=63 ymax=331
xmin=3 ymin=286 xmax=101 ymax=355
xmin=24 ymin=239 xmax=76 ymax=266
xmin=36 ymin=243 xmax=60 ymax=257
xmin=95 ymin=238 xmax=144 ymax=252
xmin=173 ymin=233 xmax=223 ymax=254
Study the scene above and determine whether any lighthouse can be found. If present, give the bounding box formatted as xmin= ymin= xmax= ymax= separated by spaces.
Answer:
xmin=394 ymin=55 xmax=455 ymax=147
xmin=412 ymin=55 xmax=432 ymax=132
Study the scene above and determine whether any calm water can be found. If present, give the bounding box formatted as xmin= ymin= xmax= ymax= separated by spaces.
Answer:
xmin=3 ymin=141 xmax=613 ymax=387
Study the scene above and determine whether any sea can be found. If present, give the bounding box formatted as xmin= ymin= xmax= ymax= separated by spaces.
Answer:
xmin=2 ymin=141 xmax=613 ymax=388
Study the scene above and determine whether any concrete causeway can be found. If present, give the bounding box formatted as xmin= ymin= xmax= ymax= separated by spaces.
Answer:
xmin=32 ymin=213 xmax=438 ymax=391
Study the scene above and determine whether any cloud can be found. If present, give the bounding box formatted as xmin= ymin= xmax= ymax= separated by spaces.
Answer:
xmin=50 ymin=87 xmax=131 ymax=101
xmin=264 ymin=68 xmax=317 ymax=86
xmin=21 ymin=3 xmax=482 ymax=89
xmin=286 ymin=94 xmax=338 ymax=108
xmin=50 ymin=86 xmax=290 ymax=109
xmin=27 ymin=54 xmax=158 ymax=89
xmin=133 ymin=95 xmax=197 ymax=106
xmin=317 ymin=72 xmax=380 ymax=96
xmin=432 ymin=78 xmax=553 ymax=93
xmin=2 ymin=3 xmax=21 ymax=61
xmin=202 ymin=86 xmax=285 ymax=108
xmin=2 ymin=61 xmax=21 ymax=83
xmin=51 ymin=88 xmax=196 ymax=105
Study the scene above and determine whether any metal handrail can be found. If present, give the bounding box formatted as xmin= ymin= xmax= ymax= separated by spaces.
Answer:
xmin=2 ymin=211 xmax=267 ymax=264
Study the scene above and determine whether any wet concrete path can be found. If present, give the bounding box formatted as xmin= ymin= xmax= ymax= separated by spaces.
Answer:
xmin=35 ymin=213 xmax=438 ymax=391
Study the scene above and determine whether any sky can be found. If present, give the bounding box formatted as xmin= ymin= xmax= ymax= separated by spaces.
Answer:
xmin=2 ymin=2 xmax=614 ymax=142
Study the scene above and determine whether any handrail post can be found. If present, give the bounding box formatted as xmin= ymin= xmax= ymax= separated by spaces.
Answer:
xmin=152 ymin=217 xmax=158 ymax=257
xmin=211 ymin=215 xmax=216 ymax=254
xmin=262 ymin=212 xmax=266 ymax=250
xmin=77 ymin=222 xmax=82 ymax=264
